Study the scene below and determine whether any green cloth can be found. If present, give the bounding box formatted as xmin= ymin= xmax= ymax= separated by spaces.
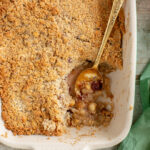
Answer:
xmin=140 ymin=63 xmax=150 ymax=110
xmin=118 ymin=63 xmax=150 ymax=150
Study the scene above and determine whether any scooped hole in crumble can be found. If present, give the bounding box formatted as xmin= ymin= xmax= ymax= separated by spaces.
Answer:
xmin=67 ymin=62 xmax=114 ymax=127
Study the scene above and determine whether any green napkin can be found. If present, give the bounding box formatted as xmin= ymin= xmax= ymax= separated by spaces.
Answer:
xmin=118 ymin=63 xmax=150 ymax=150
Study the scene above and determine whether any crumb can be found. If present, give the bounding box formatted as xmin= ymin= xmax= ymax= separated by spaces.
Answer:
xmin=1 ymin=132 xmax=7 ymax=138
xmin=91 ymin=132 xmax=95 ymax=136
xmin=4 ymin=132 xmax=8 ymax=138
xmin=129 ymin=106 xmax=133 ymax=111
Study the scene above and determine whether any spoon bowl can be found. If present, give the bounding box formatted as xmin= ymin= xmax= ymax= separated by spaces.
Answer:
xmin=75 ymin=68 xmax=103 ymax=96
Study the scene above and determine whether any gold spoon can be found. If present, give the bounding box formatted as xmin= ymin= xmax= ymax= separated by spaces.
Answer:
xmin=75 ymin=0 xmax=124 ymax=95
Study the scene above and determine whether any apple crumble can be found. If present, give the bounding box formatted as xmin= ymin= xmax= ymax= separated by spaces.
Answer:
xmin=0 ymin=0 xmax=125 ymax=136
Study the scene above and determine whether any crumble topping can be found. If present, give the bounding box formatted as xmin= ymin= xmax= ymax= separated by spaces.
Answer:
xmin=0 ymin=0 xmax=125 ymax=136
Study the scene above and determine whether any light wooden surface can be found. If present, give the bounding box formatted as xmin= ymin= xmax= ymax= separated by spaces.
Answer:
xmin=136 ymin=0 xmax=150 ymax=76
xmin=0 ymin=0 xmax=150 ymax=149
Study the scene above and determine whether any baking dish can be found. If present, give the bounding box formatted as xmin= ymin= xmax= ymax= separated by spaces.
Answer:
xmin=0 ymin=0 xmax=137 ymax=149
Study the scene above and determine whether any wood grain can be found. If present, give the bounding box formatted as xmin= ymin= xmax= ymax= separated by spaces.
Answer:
xmin=136 ymin=0 xmax=150 ymax=75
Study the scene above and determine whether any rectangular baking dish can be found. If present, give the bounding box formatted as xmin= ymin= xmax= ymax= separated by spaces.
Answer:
xmin=0 ymin=0 xmax=137 ymax=149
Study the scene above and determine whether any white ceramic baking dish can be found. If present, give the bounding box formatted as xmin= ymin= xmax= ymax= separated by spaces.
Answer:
xmin=0 ymin=0 xmax=137 ymax=149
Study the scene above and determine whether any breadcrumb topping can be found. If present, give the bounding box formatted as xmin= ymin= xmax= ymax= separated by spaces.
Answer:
xmin=0 ymin=0 xmax=125 ymax=136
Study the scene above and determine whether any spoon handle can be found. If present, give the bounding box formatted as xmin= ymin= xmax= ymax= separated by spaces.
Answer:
xmin=93 ymin=0 xmax=124 ymax=69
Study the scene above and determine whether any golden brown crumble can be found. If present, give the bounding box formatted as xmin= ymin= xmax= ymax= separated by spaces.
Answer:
xmin=0 ymin=0 xmax=125 ymax=136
